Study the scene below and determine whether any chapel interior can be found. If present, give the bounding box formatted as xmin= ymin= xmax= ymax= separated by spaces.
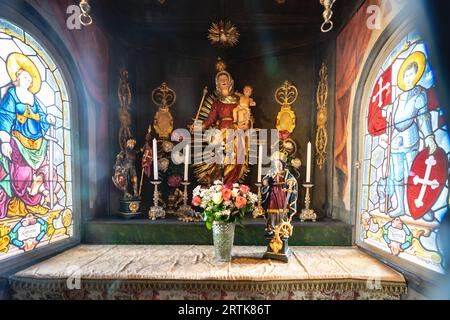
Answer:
xmin=0 ymin=0 xmax=449 ymax=301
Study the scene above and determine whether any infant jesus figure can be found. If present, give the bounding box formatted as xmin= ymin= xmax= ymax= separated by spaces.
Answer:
xmin=234 ymin=85 xmax=256 ymax=130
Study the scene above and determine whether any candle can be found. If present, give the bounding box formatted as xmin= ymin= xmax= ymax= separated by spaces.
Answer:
xmin=257 ymin=144 xmax=263 ymax=183
xmin=153 ymin=138 xmax=158 ymax=180
xmin=184 ymin=144 xmax=190 ymax=181
xmin=306 ymin=141 xmax=312 ymax=183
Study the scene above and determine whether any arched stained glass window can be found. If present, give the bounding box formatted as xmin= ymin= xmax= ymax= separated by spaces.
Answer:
xmin=0 ymin=18 xmax=74 ymax=261
xmin=357 ymin=30 xmax=450 ymax=275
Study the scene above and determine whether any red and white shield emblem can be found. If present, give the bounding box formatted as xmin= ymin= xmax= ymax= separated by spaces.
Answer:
xmin=368 ymin=67 xmax=392 ymax=136
xmin=407 ymin=147 xmax=448 ymax=220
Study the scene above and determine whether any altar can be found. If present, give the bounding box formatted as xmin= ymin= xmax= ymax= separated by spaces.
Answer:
xmin=0 ymin=0 xmax=448 ymax=302
xmin=9 ymin=245 xmax=406 ymax=300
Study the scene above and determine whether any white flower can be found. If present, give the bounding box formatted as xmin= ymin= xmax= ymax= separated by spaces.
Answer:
xmin=233 ymin=183 xmax=239 ymax=188
xmin=231 ymin=188 xmax=239 ymax=197
xmin=220 ymin=210 xmax=231 ymax=216
xmin=213 ymin=180 xmax=223 ymax=186
xmin=212 ymin=192 xmax=223 ymax=204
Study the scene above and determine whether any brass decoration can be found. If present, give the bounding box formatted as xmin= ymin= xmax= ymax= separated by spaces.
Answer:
xmin=320 ymin=0 xmax=336 ymax=33
xmin=118 ymin=68 xmax=132 ymax=150
xmin=79 ymin=0 xmax=93 ymax=26
xmin=270 ymin=222 xmax=293 ymax=254
xmin=275 ymin=81 xmax=298 ymax=135
xmin=300 ymin=183 xmax=317 ymax=222
xmin=129 ymin=201 xmax=140 ymax=213
xmin=208 ymin=21 xmax=240 ymax=48
xmin=315 ymin=62 xmax=328 ymax=170
xmin=152 ymin=82 xmax=176 ymax=140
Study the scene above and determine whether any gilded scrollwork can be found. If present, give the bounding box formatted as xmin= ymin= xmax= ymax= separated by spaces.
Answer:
xmin=315 ymin=63 xmax=328 ymax=170
xmin=152 ymin=82 xmax=176 ymax=140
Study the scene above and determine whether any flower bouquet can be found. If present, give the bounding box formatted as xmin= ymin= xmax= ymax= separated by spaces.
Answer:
xmin=192 ymin=180 xmax=257 ymax=261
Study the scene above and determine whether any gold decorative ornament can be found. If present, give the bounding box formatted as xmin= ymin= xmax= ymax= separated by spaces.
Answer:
xmin=6 ymin=53 xmax=41 ymax=94
xmin=129 ymin=201 xmax=140 ymax=213
xmin=118 ymin=68 xmax=132 ymax=150
xmin=152 ymin=82 xmax=176 ymax=140
xmin=79 ymin=0 xmax=93 ymax=26
xmin=320 ymin=0 xmax=336 ymax=33
xmin=208 ymin=21 xmax=240 ymax=48
xmin=397 ymin=51 xmax=426 ymax=91
xmin=269 ymin=221 xmax=293 ymax=254
xmin=315 ymin=62 xmax=328 ymax=170
xmin=281 ymin=139 xmax=297 ymax=156
xmin=275 ymin=81 xmax=298 ymax=135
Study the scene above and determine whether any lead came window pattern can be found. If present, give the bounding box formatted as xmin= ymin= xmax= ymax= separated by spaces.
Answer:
xmin=0 ymin=19 xmax=73 ymax=260
xmin=360 ymin=32 xmax=449 ymax=274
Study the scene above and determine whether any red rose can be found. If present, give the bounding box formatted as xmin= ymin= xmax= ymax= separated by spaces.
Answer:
xmin=239 ymin=185 xmax=250 ymax=194
xmin=235 ymin=196 xmax=247 ymax=209
xmin=222 ymin=188 xmax=232 ymax=201
xmin=192 ymin=196 xmax=202 ymax=207
xmin=278 ymin=130 xmax=291 ymax=140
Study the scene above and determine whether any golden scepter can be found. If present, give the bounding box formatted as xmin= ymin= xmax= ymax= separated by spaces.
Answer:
xmin=193 ymin=86 xmax=208 ymax=123
xmin=139 ymin=126 xmax=152 ymax=196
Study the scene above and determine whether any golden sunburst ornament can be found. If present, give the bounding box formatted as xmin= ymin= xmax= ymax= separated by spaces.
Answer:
xmin=208 ymin=21 xmax=240 ymax=48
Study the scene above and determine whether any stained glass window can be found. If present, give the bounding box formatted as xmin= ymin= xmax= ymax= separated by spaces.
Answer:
xmin=0 ymin=18 xmax=74 ymax=261
xmin=358 ymin=31 xmax=449 ymax=274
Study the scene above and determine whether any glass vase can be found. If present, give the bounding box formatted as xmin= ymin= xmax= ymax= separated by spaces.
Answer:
xmin=212 ymin=221 xmax=235 ymax=262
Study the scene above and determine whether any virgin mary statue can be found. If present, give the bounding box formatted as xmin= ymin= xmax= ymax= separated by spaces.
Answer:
xmin=0 ymin=53 xmax=56 ymax=218
xmin=191 ymin=60 xmax=250 ymax=186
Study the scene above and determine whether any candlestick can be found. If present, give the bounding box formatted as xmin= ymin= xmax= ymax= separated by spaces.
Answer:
xmin=306 ymin=142 xmax=312 ymax=183
xmin=149 ymin=181 xmax=165 ymax=220
xmin=252 ymin=183 xmax=265 ymax=218
xmin=257 ymin=145 xmax=263 ymax=183
xmin=184 ymin=144 xmax=190 ymax=181
xmin=300 ymin=183 xmax=317 ymax=222
xmin=153 ymin=138 xmax=158 ymax=180
xmin=176 ymin=181 xmax=201 ymax=222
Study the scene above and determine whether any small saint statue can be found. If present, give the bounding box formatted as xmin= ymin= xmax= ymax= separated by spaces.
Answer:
xmin=112 ymin=137 xmax=142 ymax=217
xmin=261 ymin=151 xmax=298 ymax=262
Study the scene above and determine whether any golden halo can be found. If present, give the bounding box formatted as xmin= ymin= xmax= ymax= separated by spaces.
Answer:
xmin=397 ymin=51 xmax=426 ymax=92
xmin=6 ymin=53 xmax=42 ymax=94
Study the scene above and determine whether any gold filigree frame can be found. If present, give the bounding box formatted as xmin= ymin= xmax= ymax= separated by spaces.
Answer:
xmin=152 ymin=82 xmax=176 ymax=140
xmin=315 ymin=63 xmax=328 ymax=170
xmin=275 ymin=81 xmax=298 ymax=134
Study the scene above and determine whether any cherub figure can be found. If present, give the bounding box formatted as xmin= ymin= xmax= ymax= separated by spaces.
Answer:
xmin=234 ymin=85 xmax=256 ymax=130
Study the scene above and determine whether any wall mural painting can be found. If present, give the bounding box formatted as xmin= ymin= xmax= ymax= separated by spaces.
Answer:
xmin=359 ymin=32 xmax=449 ymax=274
xmin=0 ymin=18 xmax=73 ymax=260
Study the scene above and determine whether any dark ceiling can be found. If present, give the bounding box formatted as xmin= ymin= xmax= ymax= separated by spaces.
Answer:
xmin=93 ymin=0 xmax=361 ymax=59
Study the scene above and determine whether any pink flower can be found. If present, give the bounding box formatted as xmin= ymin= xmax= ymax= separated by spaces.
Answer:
xmin=222 ymin=188 xmax=232 ymax=201
xmin=192 ymin=196 xmax=202 ymax=207
xmin=235 ymin=196 xmax=247 ymax=209
xmin=239 ymin=185 xmax=250 ymax=194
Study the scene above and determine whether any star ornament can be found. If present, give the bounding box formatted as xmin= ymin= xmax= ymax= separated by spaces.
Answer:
xmin=208 ymin=21 xmax=240 ymax=48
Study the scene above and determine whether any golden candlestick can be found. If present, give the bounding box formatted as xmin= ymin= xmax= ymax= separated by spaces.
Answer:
xmin=300 ymin=183 xmax=317 ymax=222
xmin=252 ymin=183 xmax=265 ymax=218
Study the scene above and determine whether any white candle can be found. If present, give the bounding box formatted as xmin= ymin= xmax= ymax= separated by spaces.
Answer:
xmin=184 ymin=144 xmax=190 ymax=181
xmin=257 ymin=144 xmax=263 ymax=183
xmin=153 ymin=138 xmax=158 ymax=180
xmin=306 ymin=142 xmax=312 ymax=183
